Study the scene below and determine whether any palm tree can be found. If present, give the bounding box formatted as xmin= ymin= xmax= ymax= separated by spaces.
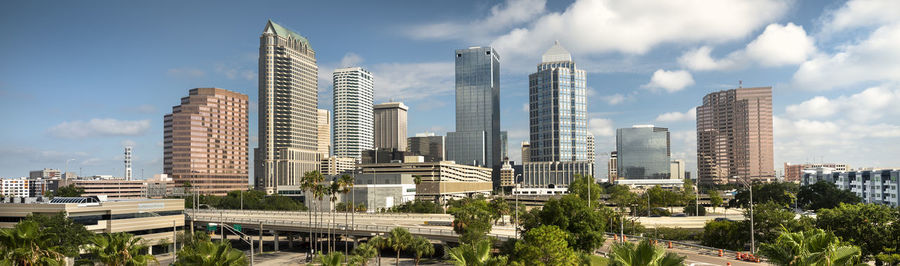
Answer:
xmin=175 ymin=240 xmax=248 ymax=266
xmin=758 ymin=228 xmax=863 ymax=266
xmin=302 ymin=171 xmax=324 ymax=256
xmin=328 ymin=181 xmax=341 ymax=252
xmin=316 ymin=251 xmax=344 ymax=266
xmin=410 ymin=236 xmax=434 ymax=266
xmin=387 ymin=227 xmax=413 ymax=266
xmin=369 ymin=236 xmax=388 ymax=266
xmin=607 ymin=240 xmax=685 ymax=266
xmin=338 ymin=174 xmax=355 ymax=254
xmin=351 ymin=243 xmax=377 ymax=266
xmin=86 ymin=232 xmax=157 ymax=266
xmin=445 ymin=238 xmax=508 ymax=266
xmin=0 ymin=220 xmax=65 ymax=266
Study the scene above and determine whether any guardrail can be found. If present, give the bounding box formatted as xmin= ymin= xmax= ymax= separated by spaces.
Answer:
xmin=187 ymin=212 xmax=509 ymax=242
xmin=188 ymin=209 xmax=452 ymax=220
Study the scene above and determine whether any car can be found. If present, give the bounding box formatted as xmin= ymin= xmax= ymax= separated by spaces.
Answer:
xmin=714 ymin=217 xmax=731 ymax=222
xmin=671 ymin=213 xmax=687 ymax=217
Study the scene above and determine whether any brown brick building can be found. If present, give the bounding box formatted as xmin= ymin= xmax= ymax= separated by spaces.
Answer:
xmin=164 ymin=88 xmax=249 ymax=195
xmin=697 ymin=86 xmax=774 ymax=185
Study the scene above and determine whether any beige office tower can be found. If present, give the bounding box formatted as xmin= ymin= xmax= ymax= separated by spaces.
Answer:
xmin=586 ymin=133 xmax=595 ymax=177
xmin=697 ymin=86 xmax=774 ymax=185
xmin=520 ymin=142 xmax=530 ymax=163
xmin=255 ymin=20 xmax=319 ymax=194
xmin=164 ymin=88 xmax=249 ymax=196
xmin=374 ymin=102 xmax=408 ymax=151
xmin=317 ymin=109 xmax=331 ymax=157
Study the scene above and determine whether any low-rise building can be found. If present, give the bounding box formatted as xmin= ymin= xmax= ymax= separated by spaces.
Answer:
xmin=27 ymin=178 xmax=61 ymax=197
xmin=320 ymin=156 xmax=356 ymax=176
xmin=500 ymin=160 xmax=515 ymax=188
xmin=62 ymin=175 xmax=175 ymax=199
xmin=802 ymin=168 xmax=899 ymax=207
xmin=1 ymin=178 xmax=29 ymax=198
xmin=0 ymin=197 xmax=184 ymax=255
xmin=359 ymin=158 xmax=492 ymax=202
xmin=785 ymin=163 xmax=850 ymax=183
xmin=522 ymin=161 xmax=593 ymax=188
xmin=614 ymin=179 xmax=685 ymax=190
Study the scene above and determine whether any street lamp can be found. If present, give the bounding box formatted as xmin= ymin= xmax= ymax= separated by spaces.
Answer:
xmin=737 ymin=177 xmax=755 ymax=254
xmin=514 ymin=174 xmax=522 ymax=239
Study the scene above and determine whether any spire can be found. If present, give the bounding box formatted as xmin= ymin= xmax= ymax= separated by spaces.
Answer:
xmin=541 ymin=40 xmax=572 ymax=63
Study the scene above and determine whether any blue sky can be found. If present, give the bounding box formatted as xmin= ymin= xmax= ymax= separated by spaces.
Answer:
xmin=2 ymin=0 xmax=900 ymax=180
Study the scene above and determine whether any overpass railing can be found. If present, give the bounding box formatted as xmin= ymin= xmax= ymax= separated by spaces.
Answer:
xmin=188 ymin=209 xmax=452 ymax=220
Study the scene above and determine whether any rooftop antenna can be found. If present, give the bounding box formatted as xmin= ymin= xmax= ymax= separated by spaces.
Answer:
xmin=739 ymin=80 xmax=743 ymax=88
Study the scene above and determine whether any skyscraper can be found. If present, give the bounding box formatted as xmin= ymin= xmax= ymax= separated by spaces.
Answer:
xmin=374 ymin=102 xmax=408 ymax=151
xmin=317 ymin=109 xmax=331 ymax=157
xmin=333 ymin=67 xmax=374 ymax=161
xmin=407 ymin=133 xmax=444 ymax=162
xmin=500 ymin=131 xmax=508 ymax=159
xmin=697 ymin=86 xmax=774 ymax=185
xmin=616 ymin=125 xmax=671 ymax=180
xmin=124 ymin=146 xmax=132 ymax=181
xmin=446 ymin=46 xmax=501 ymax=187
xmin=528 ymin=41 xmax=588 ymax=162
xmin=586 ymin=133 xmax=595 ymax=178
xmin=255 ymin=20 xmax=319 ymax=194
xmin=165 ymin=88 xmax=249 ymax=196
xmin=521 ymin=141 xmax=530 ymax=163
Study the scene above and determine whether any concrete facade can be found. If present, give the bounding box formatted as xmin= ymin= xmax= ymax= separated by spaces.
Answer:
xmin=317 ymin=109 xmax=331 ymax=157
xmin=802 ymin=168 xmax=899 ymax=207
xmin=374 ymin=102 xmax=408 ymax=151
xmin=523 ymin=161 xmax=593 ymax=188
xmin=333 ymin=67 xmax=374 ymax=161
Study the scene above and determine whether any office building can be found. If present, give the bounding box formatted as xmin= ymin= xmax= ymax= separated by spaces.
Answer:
xmin=500 ymin=160 xmax=515 ymax=188
xmin=124 ymin=146 xmax=132 ymax=180
xmin=616 ymin=125 xmax=671 ymax=180
xmin=802 ymin=168 xmax=899 ymax=207
xmin=0 ymin=197 xmax=184 ymax=255
xmin=407 ymin=133 xmax=444 ymax=162
xmin=317 ymin=109 xmax=331 ymax=157
xmin=29 ymin=168 xmax=61 ymax=179
xmin=27 ymin=178 xmax=61 ymax=197
xmin=320 ymin=156 xmax=356 ymax=176
xmin=522 ymin=161 xmax=594 ymax=188
xmin=697 ymin=86 xmax=774 ymax=185
xmin=333 ymin=67 xmax=374 ymax=161
xmin=64 ymin=175 xmax=175 ymax=199
xmin=361 ymin=148 xmax=412 ymax=164
xmin=358 ymin=159 xmax=492 ymax=205
xmin=587 ymin=133 xmax=595 ymax=177
xmin=784 ymin=163 xmax=850 ymax=183
xmin=671 ymin=160 xmax=685 ymax=179
xmin=521 ymin=142 xmax=531 ymax=163
xmin=446 ymin=46 xmax=501 ymax=187
xmin=500 ymin=131 xmax=508 ymax=159
xmin=0 ymin=178 xmax=29 ymax=198
xmin=164 ymin=88 xmax=249 ymax=196
xmin=374 ymin=102 xmax=408 ymax=151
xmin=528 ymin=41 xmax=588 ymax=162
xmin=256 ymin=20 xmax=320 ymax=194
xmin=608 ymin=151 xmax=618 ymax=182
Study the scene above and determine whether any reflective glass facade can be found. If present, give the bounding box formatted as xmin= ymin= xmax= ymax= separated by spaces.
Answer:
xmin=528 ymin=42 xmax=588 ymax=162
xmin=616 ymin=126 xmax=671 ymax=179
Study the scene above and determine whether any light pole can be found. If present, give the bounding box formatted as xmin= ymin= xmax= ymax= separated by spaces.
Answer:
xmin=65 ymin=158 xmax=76 ymax=178
xmin=514 ymin=174 xmax=522 ymax=239
xmin=737 ymin=177 xmax=755 ymax=254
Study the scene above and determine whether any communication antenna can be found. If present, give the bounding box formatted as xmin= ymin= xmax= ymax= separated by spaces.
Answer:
xmin=739 ymin=80 xmax=743 ymax=88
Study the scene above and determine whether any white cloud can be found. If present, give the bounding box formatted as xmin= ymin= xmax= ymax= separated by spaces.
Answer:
xmin=339 ymin=52 xmax=364 ymax=68
xmin=821 ymin=0 xmax=900 ymax=33
xmin=214 ymin=63 xmax=255 ymax=81
xmin=406 ymin=0 xmax=547 ymax=41
xmin=679 ymin=23 xmax=815 ymax=70
xmin=643 ymin=69 xmax=694 ymax=93
xmin=371 ymin=62 xmax=455 ymax=101
xmin=521 ymin=103 xmax=529 ymax=112
xmin=792 ymin=24 xmax=900 ymax=90
xmin=655 ymin=107 xmax=697 ymax=122
xmin=48 ymin=119 xmax=151 ymax=139
xmin=490 ymin=0 xmax=788 ymax=66
xmin=785 ymin=86 xmax=900 ymax=121
xmin=121 ymin=139 xmax=137 ymax=147
xmin=166 ymin=68 xmax=205 ymax=78
xmin=588 ymin=118 xmax=615 ymax=137
xmin=600 ymin=93 xmax=626 ymax=105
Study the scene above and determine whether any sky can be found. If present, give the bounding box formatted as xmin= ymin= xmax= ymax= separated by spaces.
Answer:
xmin=2 ymin=0 xmax=900 ymax=181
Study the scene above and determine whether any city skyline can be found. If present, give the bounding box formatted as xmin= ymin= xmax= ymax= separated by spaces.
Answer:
xmin=2 ymin=0 xmax=899 ymax=181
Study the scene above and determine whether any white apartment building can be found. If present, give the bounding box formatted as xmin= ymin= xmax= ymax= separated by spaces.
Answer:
xmin=802 ymin=168 xmax=900 ymax=207
xmin=333 ymin=67 xmax=374 ymax=161
xmin=1 ymin=178 xmax=30 ymax=198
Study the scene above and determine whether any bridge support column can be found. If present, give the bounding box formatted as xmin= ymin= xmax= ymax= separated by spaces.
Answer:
xmin=288 ymin=234 xmax=294 ymax=249
xmin=274 ymin=230 xmax=279 ymax=252
xmin=258 ymin=223 xmax=263 ymax=253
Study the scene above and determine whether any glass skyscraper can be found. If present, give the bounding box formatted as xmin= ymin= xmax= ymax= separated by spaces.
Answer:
xmin=616 ymin=125 xmax=671 ymax=179
xmin=528 ymin=41 xmax=588 ymax=162
xmin=446 ymin=46 xmax=501 ymax=186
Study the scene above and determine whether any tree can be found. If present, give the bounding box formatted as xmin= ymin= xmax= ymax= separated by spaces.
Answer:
xmin=338 ymin=174 xmax=355 ymax=253
xmin=302 ymin=170 xmax=326 ymax=256
xmin=352 ymin=243 xmax=378 ymax=266
xmin=410 ymin=236 xmax=434 ymax=265
xmin=369 ymin=236 xmax=389 ymax=266
xmin=387 ymin=227 xmax=413 ymax=266
xmin=816 ymin=203 xmax=899 ymax=261
xmin=448 ymin=198 xmax=494 ymax=244
xmin=316 ymin=251 xmax=345 ymax=266
xmin=175 ymin=240 xmax=248 ymax=266
xmin=700 ymin=220 xmax=746 ymax=251
xmin=797 ymin=181 xmax=861 ymax=210
xmin=730 ymin=182 xmax=798 ymax=209
xmin=748 ymin=201 xmax=811 ymax=245
xmin=0 ymin=220 xmax=65 ymax=266
xmin=683 ymin=200 xmax=706 ymax=216
xmin=176 ymin=230 xmax=211 ymax=250
xmin=55 ymin=184 xmax=84 ymax=197
xmin=23 ymin=212 xmax=93 ymax=257
xmin=390 ymin=200 xmax=442 ymax=214
xmin=520 ymin=194 xmax=607 ymax=253
xmin=708 ymin=191 xmax=723 ymax=213
xmin=512 ymin=225 xmax=578 ymax=266
xmin=86 ymin=232 xmax=157 ymax=266
xmin=445 ymin=238 xmax=508 ymax=266
xmin=607 ymin=240 xmax=685 ymax=266
xmin=607 ymin=185 xmax=638 ymax=213
xmin=568 ymin=175 xmax=602 ymax=206
xmin=488 ymin=198 xmax=510 ymax=225
xmin=758 ymin=228 xmax=863 ymax=266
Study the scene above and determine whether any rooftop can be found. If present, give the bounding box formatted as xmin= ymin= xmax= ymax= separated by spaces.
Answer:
xmin=541 ymin=40 xmax=572 ymax=63
xmin=265 ymin=20 xmax=311 ymax=48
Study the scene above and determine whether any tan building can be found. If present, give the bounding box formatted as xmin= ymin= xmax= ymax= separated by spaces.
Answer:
xmin=164 ymin=88 xmax=249 ymax=196
xmin=500 ymin=160 xmax=515 ymax=188
xmin=0 ymin=197 xmax=184 ymax=255
xmin=670 ymin=160 xmax=685 ymax=179
xmin=374 ymin=102 xmax=408 ymax=151
xmin=64 ymin=175 xmax=175 ymax=199
xmin=697 ymin=86 xmax=774 ymax=185
xmin=359 ymin=159 xmax=492 ymax=201
xmin=784 ymin=163 xmax=850 ymax=183
xmin=320 ymin=156 xmax=356 ymax=176
xmin=255 ymin=20 xmax=320 ymax=194
xmin=521 ymin=142 xmax=530 ymax=163
xmin=317 ymin=109 xmax=331 ymax=157
xmin=608 ymin=151 xmax=618 ymax=182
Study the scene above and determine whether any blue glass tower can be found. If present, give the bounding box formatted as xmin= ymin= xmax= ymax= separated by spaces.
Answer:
xmin=616 ymin=125 xmax=671 ymax=179
xmin=446 ymin=46 xmax=501 ymax=187
xmin=528 ymin=41 xmax=588 ymax=163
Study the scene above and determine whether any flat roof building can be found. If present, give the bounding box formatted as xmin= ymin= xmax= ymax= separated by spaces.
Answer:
xmin=407 ymin=133 xmax=445 ymax=163
xmin=374 ymin=102 xmax=408 ymax=151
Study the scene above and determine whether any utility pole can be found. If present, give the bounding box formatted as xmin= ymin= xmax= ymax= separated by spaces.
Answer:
xmin=173 ymin=220 xmax=177 ymax=263
xmin=738 ymin=177 xmax=755 ymax=254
